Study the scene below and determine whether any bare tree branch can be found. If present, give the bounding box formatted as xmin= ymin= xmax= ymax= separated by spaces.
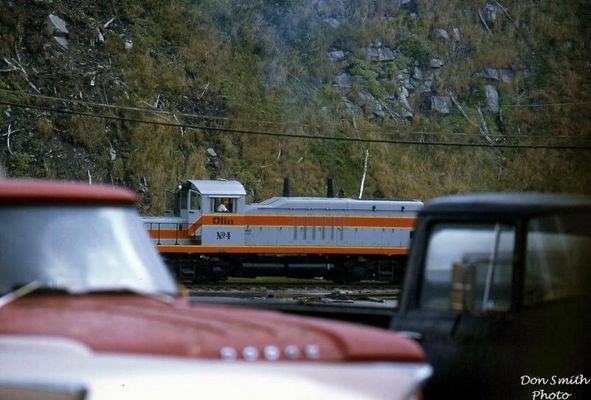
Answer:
xmin=478 ymin=9 xmax=493 ymax=34
xmin=359 ymin=148 xmax=370 ymax=199
xmin=449 ymin=90 xmax=494 ymax=145
xmin=493 ymin=0 xmax=514 ymax=22
xmin=2 ymin=124 xmax=22 ymax=156
xmin=477 ymin=106 xmax=494 ymax=145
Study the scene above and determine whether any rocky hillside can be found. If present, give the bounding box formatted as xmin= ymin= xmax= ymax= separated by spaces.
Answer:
xmin=1 ymin=0 xmax=590 ymax=213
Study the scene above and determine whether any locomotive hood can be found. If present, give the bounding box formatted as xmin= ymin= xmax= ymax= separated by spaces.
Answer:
xmin=0 ymin=295 xmax=424 ymax=363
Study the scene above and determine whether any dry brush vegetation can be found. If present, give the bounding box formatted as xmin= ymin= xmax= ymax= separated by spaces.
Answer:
xmin=0 ymin=0 xmax=589 ymax=213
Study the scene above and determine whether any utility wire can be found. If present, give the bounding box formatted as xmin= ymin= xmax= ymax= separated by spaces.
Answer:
xmin=503 ymin=101 xmax=591 ymax=108
xmin=2 ymin=99 xmax=590 ymax=150
xmin=1 ymin=89 xmax=590 ymax=140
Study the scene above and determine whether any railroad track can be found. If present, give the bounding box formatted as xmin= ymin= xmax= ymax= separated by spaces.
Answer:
xmin=186 ymin=280 xmax=400 ymax=303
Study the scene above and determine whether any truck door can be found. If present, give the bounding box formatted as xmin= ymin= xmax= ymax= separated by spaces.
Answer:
xmin=392 ymin=221 xmax=518 ymax=398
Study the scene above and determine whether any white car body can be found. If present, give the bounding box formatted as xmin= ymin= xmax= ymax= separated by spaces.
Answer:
xmin=0 ymin=335 xmax=431 ymax=400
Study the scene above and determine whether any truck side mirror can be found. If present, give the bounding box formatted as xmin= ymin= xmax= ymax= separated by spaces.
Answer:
xmin=450 ymin=262 xmax=476 ymax=314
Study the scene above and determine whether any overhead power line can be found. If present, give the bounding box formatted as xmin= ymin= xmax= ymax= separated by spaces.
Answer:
xmin=503 ymin=101 xmax=591 ymax=108
xmin=1 ymin=99 xmax=590 ymax=150
xmin=2 ymin=89 xmax=590 ymax=140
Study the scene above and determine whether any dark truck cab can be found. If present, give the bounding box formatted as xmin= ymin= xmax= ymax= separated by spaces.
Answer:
xmin=391 ymin=193 xmax=591 ymax=398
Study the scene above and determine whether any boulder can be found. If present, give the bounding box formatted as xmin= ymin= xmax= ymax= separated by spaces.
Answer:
xmin=419 ymin=79 xmax=433 ymax=92
xmin=355 ymin=90 xmax=385 ymax=119
xmin=333 ymin=73 xmax=367 ymax=91
xmin=365 ymin=46 xmax=396 ymax=62
xmin=475 ymin=67 xmax=499 ymax=81
xmin=328 ymin=50 xmax=345 ymax=62
xmin=48 ymin=14 xmax=69 ymax=35
xmin=366 ymin=47 xmax=380 ymax=62
xmin=379 ymin=47 xmax=396 ymax=61
xmin=398 ymin=87 xmax=413 ymax=118
xmin=342 ymin=97 xmax=362 ymax=117
xmin=413 ymin=66 xmax=423 ymax=80
xmin=485 ymin=84 xmax=499 ymax=113
xmin=53 ymin=36 xmax=69 ymax=51
xmin=207 ymin=147 xmax=217 ymax=157
xmin=485 ymin=67 xmax=499 ymax=80
xmin=436 ymin=29 xmax=449 ymax=40
xmin=431 ymin=95 xmax=452 ymax=114
xmin=430 ymin=58 xmax=444 ymax=68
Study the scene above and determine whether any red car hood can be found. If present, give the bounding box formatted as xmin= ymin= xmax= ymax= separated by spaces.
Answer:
xmin=0 ymin=295 xmax=423 ymax=363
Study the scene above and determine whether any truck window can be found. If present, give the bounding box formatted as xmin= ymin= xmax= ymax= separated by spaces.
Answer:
xmin=420 ymin=223 xmax=515 ymax=314
xmin=524 ymin=213 xmax=591 ymax=305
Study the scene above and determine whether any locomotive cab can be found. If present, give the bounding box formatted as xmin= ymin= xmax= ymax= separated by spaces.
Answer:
xmin=173 ymin=182 xmax=202 ymax=220
xmin=173 ymin=180 xmax=246 ymax=220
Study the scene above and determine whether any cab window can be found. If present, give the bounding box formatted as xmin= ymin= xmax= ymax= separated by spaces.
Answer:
xmin=420 ymin=223 xmax=515 ymax=314
xmin=177 ymin=189 xmax=189 ymax=213
xmin=189 ymin=191 xmax=200 ymax=211
xmin=212 ymin=197 xmax=235 ymax=213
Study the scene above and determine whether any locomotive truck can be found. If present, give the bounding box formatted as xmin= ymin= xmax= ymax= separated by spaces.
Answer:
xmin=143 ymin=179 xmax=423 ymax=283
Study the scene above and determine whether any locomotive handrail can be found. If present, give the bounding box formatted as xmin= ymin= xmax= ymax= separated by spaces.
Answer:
xmin=144 ymin=221 xmax=191 ymax=246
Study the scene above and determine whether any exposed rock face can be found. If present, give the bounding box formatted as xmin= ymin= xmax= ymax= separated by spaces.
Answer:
xmin=333 ymin=73 xmax=367 ymax=90
xmin=355 ymin=90 xmax=385 ymax=119
xmin=475 ymin=66 xmax=515 ymax=84
xmin=53 ymin=36 xmax=69 ymax=50
xmin=398 ymin=87 xmax=414 ymax=119
xmin=484 ymin=67 xmax=499 ymax=81
xmin=48 ymin=14 xmax=69 ymax=51
xmin=48 ymin=14 xmax=69 ymax=35
xmin=430 ymin=58 xmax=444 ymax=68
xmin=419 ymin=79 xmax=433 ymax=92
xmin=365 ymin=45 xmax=396 ymax=62
xmin=431 ymin=95 xmax=452 ymax=114
xmin=436 ymin=29 xmax=449 ymax=41
xmin=342 ymin=97 xmax=362 ymax=117
xmin=485 ymin=84 xmax=499 ymax=113
xmin=413 ymin=66 xmax=423 ymax=80
xmin=328 ymin=49 xmax=345 ymax=62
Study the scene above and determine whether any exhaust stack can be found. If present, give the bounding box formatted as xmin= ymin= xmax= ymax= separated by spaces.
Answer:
xmin=282 ymin=177 xmax=291 ymax=197
xmin=326 ymin=177 xmax=335 ymax=198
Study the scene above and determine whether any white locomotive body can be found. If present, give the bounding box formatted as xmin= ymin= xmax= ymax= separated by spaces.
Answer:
xmin=143 ymin=180 xmax=423 ymax=282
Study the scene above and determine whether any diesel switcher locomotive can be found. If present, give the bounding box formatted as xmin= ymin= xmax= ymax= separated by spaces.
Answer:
xmin=143 ymin=179 xmax=422 ymax=283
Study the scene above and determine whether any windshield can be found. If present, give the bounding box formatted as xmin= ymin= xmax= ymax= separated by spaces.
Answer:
xmin=0 ymin=206 xmax=178 ymax=295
